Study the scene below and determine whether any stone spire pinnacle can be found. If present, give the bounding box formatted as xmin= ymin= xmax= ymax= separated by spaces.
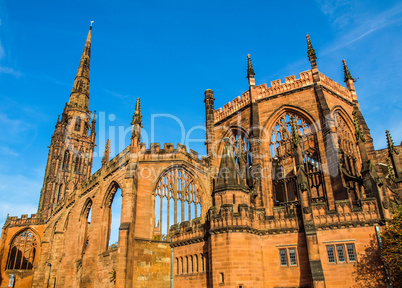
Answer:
xmin=353 ymin=111 xmax=365 ymax=143
xmin=306 ymin=34 xmax=316 ymax=59
xmin=246 ymin=54 xmax=255 ymax=78
xmin=101 ymin=139 xmax=111 ymax=166
xmin=386 ymin=130 xmax=398 ymax=157
xmin=306 ymin=35 xmax=318 ymax=72
xmin=342 ymin=59 xmax=353 ymax=82
xmin=131 ymin=98 xmax=143 ymax=128
xmin=247 ymin=54 xmax=256 ymax=87
xmin=68 ymin=24 xmax=92 ymax=110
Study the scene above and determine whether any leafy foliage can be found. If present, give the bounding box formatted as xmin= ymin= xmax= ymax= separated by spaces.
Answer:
xmin=109 ymin=267 xmax=116 ymax=284
xmin=381 ymin=205 xmax=402 ymax=286
xmin=153 ymin=234 xmax=168 ymax=241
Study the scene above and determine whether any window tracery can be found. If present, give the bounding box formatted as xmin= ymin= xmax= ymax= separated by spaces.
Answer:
xmin=269 ymin=112 xmax=325 ymax=206
xmin=333 ymin=111 xmax=362 ymax=200
xmin=154 ymin=167 xmax=202 ymax=237
xmin=7 ymin=230 xmax=37 ymax=270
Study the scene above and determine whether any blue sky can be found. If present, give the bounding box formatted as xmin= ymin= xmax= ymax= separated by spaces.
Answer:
xmin=0 ymin=0 xmax=401 ymax=235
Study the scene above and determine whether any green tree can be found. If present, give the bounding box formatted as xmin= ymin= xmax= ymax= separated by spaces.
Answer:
xmin=381 ymin=205 xmax=402 ymax=286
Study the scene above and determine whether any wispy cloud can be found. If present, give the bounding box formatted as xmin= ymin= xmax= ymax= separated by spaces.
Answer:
xmin=0 ymin=66 xmax=23 ymax=77
xmin=104 ymin=89 xmax=132 ymax=99
xmin=0 ymin=146 xmax=19 ymax=156
xmin=315 ymin=1 xmax=402 ymax=53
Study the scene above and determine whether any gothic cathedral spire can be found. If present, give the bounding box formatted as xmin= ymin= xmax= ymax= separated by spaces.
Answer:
xmin=38 ymin=24 xmax=97 ymax=220
xmin=68 ymin=24 xmax=92 ymax=110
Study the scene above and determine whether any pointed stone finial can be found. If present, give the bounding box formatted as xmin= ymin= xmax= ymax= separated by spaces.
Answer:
xmin=386 ymin=130 xmax=398 ymax=156
xmin=131 ymin=98 xmax=143 ymax=128
xmin=90 ymin=21 xmax=94 ymax=30
xmin=101 ymin=139 xmax=111 ymax=166
xmin=353 ymin=111 xmax=365 ymax=143
xmin=290 ymin=116 xmax=300 ymax=147
xmin=247 ymin=54 xmax=255 ymax=78
xmin=343 ymin=59 xmax=353 ymax=82
xmin=306 ymin=35 xmax=316 ymax=58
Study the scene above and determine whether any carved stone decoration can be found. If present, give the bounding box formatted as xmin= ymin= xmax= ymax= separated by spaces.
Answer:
xmin=303 ymin=207 xmax=312 ymax=214
xmin=382 ymin=201 xmax=389 ymax=209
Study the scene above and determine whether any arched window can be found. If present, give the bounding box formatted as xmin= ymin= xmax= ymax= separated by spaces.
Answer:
xmin=195 ymin=254 xmax=198 ymax=272
xmin=62 ymin=150 xmax=70 ymax=170
xmin=268 ymin=112 xmax=325 ymax=205
xmin=105 ymin=183 xmax=122 ymax=250
xmin=176 ymin=257 xmax=179 ymax=275
xmin=190 ymin=255 xmax=193 ymax=273
xmin=180 ymin=257 xmax=183 ymax=274
xmin=201 ymin=253 xmax=204 ymax=272
xmin=333 ymin=111 xmax=362 ymax=200
xmin=154 ymin=167 xmax=202 ymax=237
xmin=7 ymin=230 xmax=37 ymax=270
xmin=226 ymin=128 xmax=253 ymax=166
xmin=81 ymin=200 xmax=92 ymax=252
xmin=75 ymin=117 xmax=81 ymax=132
xmin=185 ymin=256 xmax=188 ymax=273
xmin=56 ymin=184 xmax=63 ymax=203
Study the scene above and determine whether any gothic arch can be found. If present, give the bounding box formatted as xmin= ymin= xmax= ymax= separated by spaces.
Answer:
xmin=6 ymin=228 xmax=39 ymax=270
xmin=8 ymin=227 xmax=41 ymax=246
xmin=262 ymin=105 xmax=326 ymax=206
xmin=152 ymin=164 xmax=206 ymax=237
xmin=262 ymin=104 xmax=320 ymax=140
xmin=101 ymin=180 xmax=123 ymax=209
xmin=79 ymin=198 xmax=93 ymax=221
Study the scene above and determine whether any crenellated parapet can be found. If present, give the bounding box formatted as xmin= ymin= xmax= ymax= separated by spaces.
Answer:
xmin=3 ymin=214 xmax=44 ymax=228
xmin=319 ymin=72 xmax=353 ymax=101
xmin=311 ymin=198 xmax=381 ymax=229
xmin=214 ymin=71 xmax=314 ymax=122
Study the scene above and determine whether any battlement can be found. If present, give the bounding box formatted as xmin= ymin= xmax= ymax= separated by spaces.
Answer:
xmin=214 ymin=71 xmax=314 ymax=122
xmin=138 ymin=143 xmax=207 ymax=165
xmin=4 ymin=214 xmax=43 ymax=228
xmin=312 ymin=198 xmax=381 ymax=229
xmin=319 ymin=72 xmax=353 ymax=101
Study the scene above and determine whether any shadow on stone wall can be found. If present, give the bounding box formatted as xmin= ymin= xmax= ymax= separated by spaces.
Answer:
xmin=353 ymin=235 xmax=387 ymax=288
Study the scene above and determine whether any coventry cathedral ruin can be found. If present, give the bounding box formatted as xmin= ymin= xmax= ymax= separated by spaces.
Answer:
xmin=0 ymin=25 xmax=401 ymax=288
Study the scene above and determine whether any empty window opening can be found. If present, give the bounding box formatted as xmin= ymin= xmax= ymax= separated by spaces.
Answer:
xmin=7 ymin=230 xmax=37 ymax=270
xmin=108 ymin=187 xmax=122 ymax=249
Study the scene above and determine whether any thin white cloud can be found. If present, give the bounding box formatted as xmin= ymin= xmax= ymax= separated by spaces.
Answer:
xmin=0 ymin=146 xmax=19 ymax=157
xmin=104 ymin=89 xmax=132 ymax=99
xmin=0 ymin=66 xmax=22 ymax=77
xmin=315 ymin=1 xmax=402 ymax=53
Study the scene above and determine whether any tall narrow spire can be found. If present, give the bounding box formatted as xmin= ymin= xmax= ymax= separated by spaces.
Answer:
xmin=386 ymin=130 xmax=398 ymax=157
xmin=342 ymin=59 xmax=353 ymax=82
xmin=306 ymin=34 xmax=318 ymax=71
xmin=68 ymin=23 xmax=93 ymax=110
xmin=101 ymin=139 xmax=111 ymax=166
xmin=131 ymin=98 xmax=143 ymax=128
xmin=246 ymin=54 xmax=255 ymax=87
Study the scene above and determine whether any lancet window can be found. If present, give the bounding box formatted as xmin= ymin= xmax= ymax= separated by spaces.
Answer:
xmin=269 ymin=112 xmax=325 ymax=206
xmin=75 ymin=117 xmax=81 ymax=132
xmin=333 ymin=111 xmax=362 ymax=200
xmin=62 ymin=150 xmax=71 ymax=170
xmin=154 ymin=167 xmax=202 ymax=237
xmin=7 ymin=230 xmax=37 ymax=270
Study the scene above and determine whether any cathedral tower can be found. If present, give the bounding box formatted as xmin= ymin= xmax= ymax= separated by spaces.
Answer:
xmin=37 ymin=24 xmax=96 ymax=220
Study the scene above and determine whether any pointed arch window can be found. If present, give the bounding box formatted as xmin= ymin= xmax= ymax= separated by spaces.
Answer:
xmin=7 ymin=230 xmax=38 ymax=270
xmin=269 ymin=112 xmax=326 ymax=206
xmin=81 ymin=200 xmax=93 ymax=253
xmin=333 ymin=111 xmax=362 ymax=200
xmin=75 ymin=117 xmax=81 ymax=132
xmin=56 ymin=184 xmax=63 ymax=203
xmin=154 ymin=167 xmax=202 ymax=237
xmin=62 ymin=150 xmax=71 ymax=170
